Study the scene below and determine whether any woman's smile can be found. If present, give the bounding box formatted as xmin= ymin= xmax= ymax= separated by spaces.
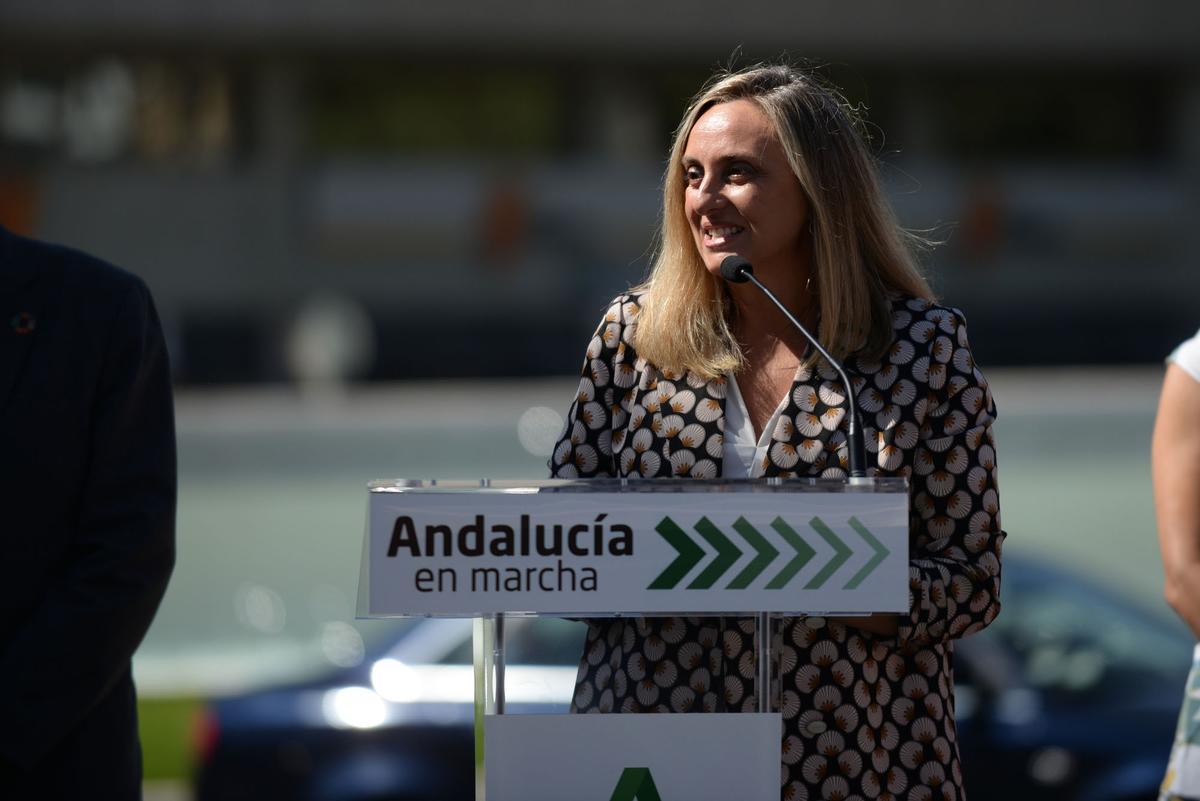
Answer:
xmin=701 ymin=223 xmax=745 ymax=248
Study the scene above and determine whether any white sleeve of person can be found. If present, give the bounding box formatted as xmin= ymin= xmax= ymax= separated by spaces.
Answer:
xmin=1168 ymin=328 xmax=1200 ymax=384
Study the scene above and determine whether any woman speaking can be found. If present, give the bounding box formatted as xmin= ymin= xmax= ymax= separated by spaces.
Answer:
xmin=549 ymin=63 xmax=1004 ymax=801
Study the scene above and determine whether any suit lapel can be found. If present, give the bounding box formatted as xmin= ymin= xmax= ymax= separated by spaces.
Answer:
xmin=0 ymin=228 xmax=43 ymax=414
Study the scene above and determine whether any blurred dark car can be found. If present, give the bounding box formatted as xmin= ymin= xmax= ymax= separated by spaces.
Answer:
xmin=953 ymin=557 xmax=1188 ymax=801
xmin=192 ymin=557 xmax=1190 ymax=801
xmin=192 ymin=615 xmax=580 ymax=801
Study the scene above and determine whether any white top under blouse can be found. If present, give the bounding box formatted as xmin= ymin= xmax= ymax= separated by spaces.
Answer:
xmin=722 ymin=371 xmax=794 ymax=478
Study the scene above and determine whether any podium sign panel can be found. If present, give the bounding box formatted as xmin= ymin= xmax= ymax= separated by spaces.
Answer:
xmin=358 ymin=479 xmax=911 ymax=801
xmin=363 ymin=479 xmax=908 ymax=617
xmin=485 ymin=713 xmax=782 ymax=801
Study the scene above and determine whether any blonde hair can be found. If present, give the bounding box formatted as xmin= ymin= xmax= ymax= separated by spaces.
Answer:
xmin=634 ymin=63 xmax=934 ymax=379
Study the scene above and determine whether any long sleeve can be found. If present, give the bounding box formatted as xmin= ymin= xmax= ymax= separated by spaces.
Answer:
xmin=889 ymin=305 xmax=1004 ymax=649
xmin=0 ymin=277 xmax=176 ymax=767
xmin=549 ymin=295 xmax=639 ymax=479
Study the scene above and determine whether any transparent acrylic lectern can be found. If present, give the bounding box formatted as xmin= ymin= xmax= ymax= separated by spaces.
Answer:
xmin=360 ymin=478 xmax=909 ymax=801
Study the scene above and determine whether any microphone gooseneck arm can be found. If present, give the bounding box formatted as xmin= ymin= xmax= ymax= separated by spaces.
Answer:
xmin=719 ymin=255 xmax=867 ymax=479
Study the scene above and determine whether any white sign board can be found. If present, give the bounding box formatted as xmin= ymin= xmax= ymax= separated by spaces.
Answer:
xmin=365 ymin=489 xmax=907 ymax=616
xmin=485 ymin=713 xmax=781 ymax=801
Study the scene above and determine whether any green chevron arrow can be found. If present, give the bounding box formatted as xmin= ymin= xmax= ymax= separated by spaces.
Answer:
xmin=688 ymin=516 xmax=742 ymax=589
xmin=766 ymin=516 xmax=816 ymax=589
xmin=843 ymin=516 xmax=890 ymax=589
xmin=805 ymin=516 xmax=853 ymax=589
xmin=610 ymin=767 xmax=663 ymax=801
xmin=727 ymin=516 xmax=780 ymax=589
xmin=648 ymin=516 xmax=704 ymax=589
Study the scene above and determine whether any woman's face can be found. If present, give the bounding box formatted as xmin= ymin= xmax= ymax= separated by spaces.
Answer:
xmin=682 ymin=99 xmax=810 ymax=281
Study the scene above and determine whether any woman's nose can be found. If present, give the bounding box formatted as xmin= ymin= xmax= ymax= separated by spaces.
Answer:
xmin=693 ymin=176 xmax=726 ymax=213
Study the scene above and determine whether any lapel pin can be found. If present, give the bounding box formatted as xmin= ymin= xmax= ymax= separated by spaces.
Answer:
xmin=10 ymin=312 xmax=35 ymax=335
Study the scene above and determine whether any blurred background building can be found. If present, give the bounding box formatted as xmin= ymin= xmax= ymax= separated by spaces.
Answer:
xmin=2 ymin=0 xmax=1198 ymax=384
xmin=3 ymin=2 xmax=1199 ymax=797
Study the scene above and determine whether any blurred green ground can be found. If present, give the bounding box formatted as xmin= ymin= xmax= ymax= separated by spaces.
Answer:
xmin=140 ymin=697 xmax=200 ymax=781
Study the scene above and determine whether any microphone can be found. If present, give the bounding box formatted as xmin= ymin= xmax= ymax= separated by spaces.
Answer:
xmin=719 ymin=255 xmax=868 ymax=480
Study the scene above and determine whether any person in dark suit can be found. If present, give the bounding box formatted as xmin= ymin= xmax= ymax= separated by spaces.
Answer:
xmin=0 ymin=224 xmax=176 ymax=799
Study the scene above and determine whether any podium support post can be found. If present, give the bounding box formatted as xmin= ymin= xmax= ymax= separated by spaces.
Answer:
xmin=473 ymin=616 xmax=505 ymax=716
xmin=756 ymin=611 xmax=773 ymax=714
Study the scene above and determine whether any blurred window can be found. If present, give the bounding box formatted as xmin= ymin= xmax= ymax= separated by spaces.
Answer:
xmin=834 ymin=68 xmax=1169 ymax=162
xmin=308 ymin=67 xmax=562 ymax=156
xmin=935 ymin=73 xmax=1167 ymax=161
xmin=0 ymin=60 xmax=239 ymax=167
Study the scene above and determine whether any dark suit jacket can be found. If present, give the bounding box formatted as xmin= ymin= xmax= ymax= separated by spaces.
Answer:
xmin=0 ymin=226 xmax=176 ymax=799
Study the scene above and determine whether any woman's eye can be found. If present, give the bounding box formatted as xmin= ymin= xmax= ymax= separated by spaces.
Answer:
xmin=728 ymin=163 xmax=754 ymax=180
xmin=684 ymin=167 xmax=702 ymax=183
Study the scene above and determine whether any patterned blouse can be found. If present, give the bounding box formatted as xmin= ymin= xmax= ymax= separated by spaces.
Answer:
xmin=549 ymin=292 xmax=1005 ymax=801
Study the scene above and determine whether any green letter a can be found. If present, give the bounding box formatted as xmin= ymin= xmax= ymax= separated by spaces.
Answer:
xmin=609 ymin=767 xmax=663 ymax=801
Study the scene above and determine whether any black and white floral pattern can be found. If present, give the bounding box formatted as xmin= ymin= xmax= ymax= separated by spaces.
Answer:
xmin=549 ymin=292 xmax=1004 ymax=801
